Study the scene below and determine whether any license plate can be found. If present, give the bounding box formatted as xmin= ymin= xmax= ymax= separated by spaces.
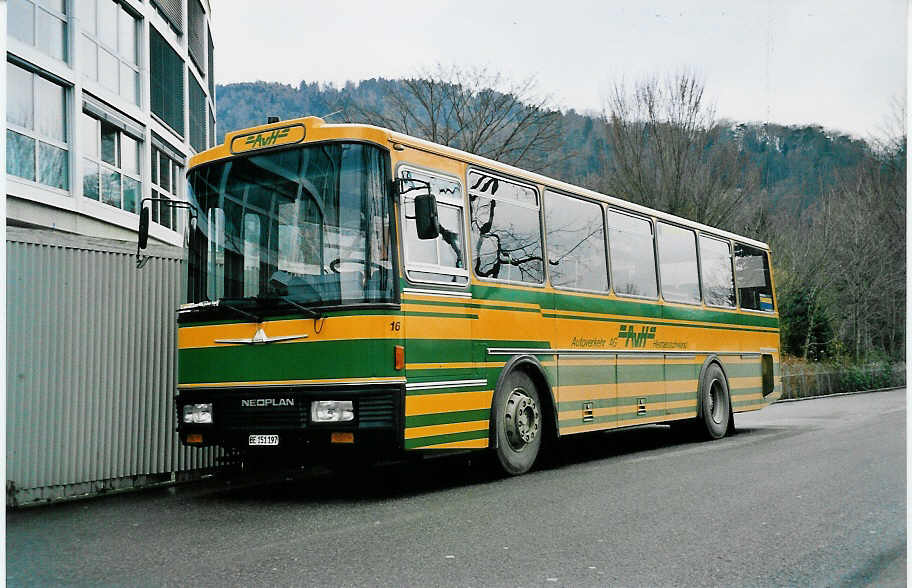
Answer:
xmin=248 ymin=434 xmax=279 ymax=446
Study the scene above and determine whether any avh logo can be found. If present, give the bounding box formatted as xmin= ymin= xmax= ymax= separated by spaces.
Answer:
xmin=618 ymin=325 xmax=656 ymax=348
xmin=245 ymin=127 xmax=290 ymax=149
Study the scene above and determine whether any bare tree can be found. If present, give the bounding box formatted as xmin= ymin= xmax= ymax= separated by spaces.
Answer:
xmin=346 ymin=65 xmax=563 ymax=173
xmin=599 ymin=72 xmax=760 ymax=228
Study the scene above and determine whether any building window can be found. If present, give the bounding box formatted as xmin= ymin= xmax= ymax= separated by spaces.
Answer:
xmin=8 ymin=0 xmax=68 ymax=62
xmin=80 ymin=112 xmax=141 ymax=213
xmin=80 ymin=0 xmax=140 ymax=105
xmin=150 ymin=27 xmax=185 ymax=135
xmin=6 ymin=62 xmax=70 ymax=191
xmin=189 ymin=75 xmax=206 ymax=152
xmin=187 ymin=0 xmax=205 ymax=73
xmin=151 ymin=145 xmax=183 ymax=230
xmin=151 ymin=0 xmax=182 ymax=35
xmin=208 ymin=107 xmax=216 ymax=148
xmin=207 ymin=25 xmax=215 ymax=95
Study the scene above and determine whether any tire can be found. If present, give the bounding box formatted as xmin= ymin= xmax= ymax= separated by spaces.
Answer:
xmin=491 ymin=370 xmax=543 ymax=475
xmin=698 ymin=363 xmax=731 ymax=439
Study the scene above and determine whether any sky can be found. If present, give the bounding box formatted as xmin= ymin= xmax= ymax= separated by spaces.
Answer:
xmin=211 ymin=0 xmax=907 ymax=140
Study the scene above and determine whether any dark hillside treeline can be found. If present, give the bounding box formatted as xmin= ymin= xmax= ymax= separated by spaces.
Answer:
xmin=215 ymin=78 xmax=904 ymax=363
xmin=216 ymin=80 xmax=870 ymax=212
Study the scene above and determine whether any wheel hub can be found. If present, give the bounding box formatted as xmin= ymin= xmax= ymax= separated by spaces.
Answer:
xmin=504 ymin=388 xmax=541 ymax=451
xmin=709 ymin=378 xmax=723 ymax=424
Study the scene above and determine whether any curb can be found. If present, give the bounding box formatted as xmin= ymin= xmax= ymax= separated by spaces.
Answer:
xmin=775 ymin=386 xmax=905 ymax=403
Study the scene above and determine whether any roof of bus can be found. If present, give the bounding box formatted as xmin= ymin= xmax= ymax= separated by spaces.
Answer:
xmin=189 ymin=116 xmax=770 ymax=251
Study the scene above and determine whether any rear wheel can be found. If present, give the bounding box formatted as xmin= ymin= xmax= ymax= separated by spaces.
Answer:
xmin=491 ymin=370 xmax=543 ymax=475
xmin=699 ymin=363 xmax=731 ymax=439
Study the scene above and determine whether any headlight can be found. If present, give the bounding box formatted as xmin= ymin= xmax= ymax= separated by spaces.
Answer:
xmin=311 ymin=400 xmax=354 ymax=423
xmin=183 ymin=403 xmax=213 ymax=424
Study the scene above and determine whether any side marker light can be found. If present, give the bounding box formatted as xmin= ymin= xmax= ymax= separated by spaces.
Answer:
xmin=394 ymin=345 xmax=405 ymax=370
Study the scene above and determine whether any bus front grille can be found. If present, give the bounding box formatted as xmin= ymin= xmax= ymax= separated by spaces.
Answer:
xmin=358 ymin=394 xmax=396 ymax=429
xmin=202 ymin=387 xmax=402 ymax=432
xmin=218 ymin=401 xmax=306 ymax=432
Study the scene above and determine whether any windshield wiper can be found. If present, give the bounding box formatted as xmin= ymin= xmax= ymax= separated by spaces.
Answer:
xmin=256 ymin=295 xmax=323 ymax=320
xmin=217 ymin=300 xmax=262 ymax=323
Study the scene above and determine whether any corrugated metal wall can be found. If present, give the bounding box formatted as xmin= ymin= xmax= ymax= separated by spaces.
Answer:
xmin=7 ymin=228 xmax=220 ymax=506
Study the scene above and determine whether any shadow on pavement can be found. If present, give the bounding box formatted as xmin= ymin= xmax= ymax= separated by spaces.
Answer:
xmin=190 ymin=423 xmax=774 ymax=505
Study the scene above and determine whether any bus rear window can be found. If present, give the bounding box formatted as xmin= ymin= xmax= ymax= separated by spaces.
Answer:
xmin=735 ymin=244 xmax=774 ymax=311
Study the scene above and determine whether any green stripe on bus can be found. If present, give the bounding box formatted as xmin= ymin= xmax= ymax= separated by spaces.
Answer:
xmin=542 ymin=312 xmax=776 ymax=334
xmin=403 ymin=311 xmax=479 ymax=320
xmin=405 ymin=298 xmax=543 ymax=314
xmin=406 ymin=385 xmax=490 ymax=396
xmin=404 ymin=428 xmax=489 ymax=449
xmin=178 ymin=339 xmax=399 ymax=384
xmin=466 ymin=284 xmax=779 ymax=329
xmin=558 ymin=405 xmax=698 ymax=426
xmin=730 ymin=386 xmax=762 ymax=397
xmin=405 ymin=339 xmax=549 ymax=365
xmin=723 ymin=363 xmax=762 ymax=378
xmin=405 ymin=409 xmax=490 ymax=428
xmin=557 ymin=390 xmax=698 ymax=413
xmin=665 ymin=363 xmax=699 ymax=380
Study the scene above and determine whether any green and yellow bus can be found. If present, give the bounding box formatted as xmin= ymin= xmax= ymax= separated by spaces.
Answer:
xmin=155 ymin=116 xmax=781 ymax=475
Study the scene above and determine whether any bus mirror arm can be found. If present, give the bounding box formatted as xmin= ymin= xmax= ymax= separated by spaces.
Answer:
xmin=136 ymin=197 xmax=199 ymax=269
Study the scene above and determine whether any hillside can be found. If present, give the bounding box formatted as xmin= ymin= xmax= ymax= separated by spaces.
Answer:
xmin=215 ymin=79 xmax=872 ymax=215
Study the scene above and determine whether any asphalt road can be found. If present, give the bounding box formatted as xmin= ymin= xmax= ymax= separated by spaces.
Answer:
xmin=6 ymin=389 xmax=906 ymax=587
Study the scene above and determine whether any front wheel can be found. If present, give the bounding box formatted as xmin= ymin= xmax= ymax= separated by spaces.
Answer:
xmin=699 ymin=363 xmax=731 ymax=439
xmin=491 ymin=370 xmax=543 ymax=475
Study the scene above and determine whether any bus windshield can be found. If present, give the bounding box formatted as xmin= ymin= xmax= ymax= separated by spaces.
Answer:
xmin=186 ymin=142 xmax=394 ymax=309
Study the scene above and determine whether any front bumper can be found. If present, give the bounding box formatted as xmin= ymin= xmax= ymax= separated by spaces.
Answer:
xmin=176 ymin=383 xmax=404 ymax=457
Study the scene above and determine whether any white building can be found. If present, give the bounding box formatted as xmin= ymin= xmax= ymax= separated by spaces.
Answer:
xmin=7 ymin=0 xmax=216 ymax=244
xmin=6 ymin=0 xmax=221 ymax=505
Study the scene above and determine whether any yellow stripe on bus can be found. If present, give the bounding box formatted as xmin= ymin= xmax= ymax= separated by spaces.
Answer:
xmin=178 ymin=315 xmax=395 ymax=349
xmin=729 ymin=376 xmax=763 ymax=388
xmin=404 ymin=420 xmax=489 ymax=440
xmin=405 ymin=390 xmax=494 ymax=416
xmin=405 ymin=361 xmax=497 ymax=371
xmin=410 ymin=437 xmax=491 ymax=449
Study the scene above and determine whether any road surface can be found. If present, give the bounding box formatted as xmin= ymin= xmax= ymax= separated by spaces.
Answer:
xmin=6 ymin=389 xmax=906 ymax=586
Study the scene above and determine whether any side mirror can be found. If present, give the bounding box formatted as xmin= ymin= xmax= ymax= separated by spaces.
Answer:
xmin=414 ymin=193 xmax=440 ymax=240
xmin=138 ymin=206 xmax=150 ymax=249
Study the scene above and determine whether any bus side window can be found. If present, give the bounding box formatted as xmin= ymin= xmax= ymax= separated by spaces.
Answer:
xmin=606 ymin=210 xmax=657 ymax=298
xmin=734 ymin=243 xmax=774 ymax=311
xmin=656 ymin=222 xmax=701 ymax=304
xmin=400 ymin=168 xmax=469 ymax=286
xmin=468 ymin=170 xmax=544 ymax=284
xmin=544 ymin=190 xmax=608 ymax=292
xmin=700 ymin=235 xmax=736 ymax=308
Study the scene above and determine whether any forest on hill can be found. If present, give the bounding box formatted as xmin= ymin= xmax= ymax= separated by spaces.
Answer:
xmin=215 ymin=72 xmax=905 ymax=365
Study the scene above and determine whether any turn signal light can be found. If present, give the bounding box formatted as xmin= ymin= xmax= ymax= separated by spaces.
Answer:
xmin=394 ymin=345 xmax=405 ymax=370
xmin=331 ymin=432 xmax=355 ymax=444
